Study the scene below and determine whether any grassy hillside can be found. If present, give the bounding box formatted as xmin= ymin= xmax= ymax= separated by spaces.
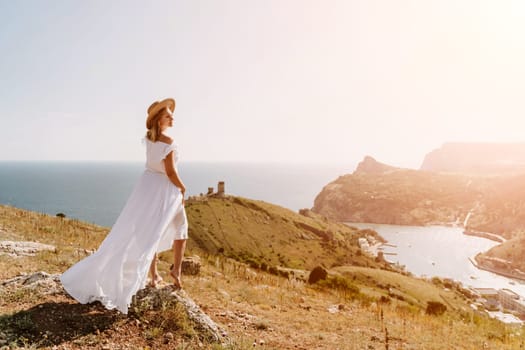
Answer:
xmin=1 ymin=203 xmax=525 ymax=349
xmin=185 ymin=196 xmax=385 ymax=270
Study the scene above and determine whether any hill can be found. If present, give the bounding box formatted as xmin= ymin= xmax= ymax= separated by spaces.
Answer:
xmin=313 ymin=156 xmax=525 ymax=240
xmin=1 ymin=201 xmax=524 ymax=349
xmin=421 ymin=142 xmax=525 ymax=174
xmin=185 ymin=196 xmax=385 ymax=271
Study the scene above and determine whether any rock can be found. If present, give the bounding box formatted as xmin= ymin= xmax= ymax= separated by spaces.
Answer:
xmin=181 ymin=256 xmax=201 ymax=275
xmin=327 ymin=305 xmax=339 ymax=314
xmin=1 ymin=271 xmax=65 ymax=296
xmin=23 ymin=271 xmax=54 ymax=285
xmin=1 ymin=272 xmax=225 ymax=343
xmin=300 ymin=304 xmax=311 ymax=311
xmin=132 ymin=286 xmax=225 ymax=343
xmin=1 ymin=271 xmax=225 ymax=344
xmin=163 ymin=332 xmax=174 ymax=344
xmin=219 ymin=289 xmax=231 ymax=299
xmin=0 ymin=240 xmax=55 ymax=257
xmin=308 ymin=266 xmax=328 ymax=284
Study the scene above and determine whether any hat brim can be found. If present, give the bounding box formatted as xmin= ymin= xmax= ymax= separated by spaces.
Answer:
xmin=150 ymin=98 xmax=175 ymax=116
xmin=146 ymin=98 xmax=176 ymax=129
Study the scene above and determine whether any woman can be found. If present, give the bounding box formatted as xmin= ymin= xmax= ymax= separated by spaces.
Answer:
xmin=60 ymin=98 xmax=188 ymax=314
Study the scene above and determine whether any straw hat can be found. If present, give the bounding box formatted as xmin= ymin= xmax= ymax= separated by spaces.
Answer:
xmin=146 ymin=98 xmax=176 ymax=129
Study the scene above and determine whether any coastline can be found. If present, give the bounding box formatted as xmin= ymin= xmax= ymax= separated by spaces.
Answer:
xmin=355 ymin=222 xmax=524 ymax=285
xmin=470 ymin=254 xmax=525 ymax=282
xmin=463 ymin=229 xmax=505 ymax=243
xmin=464 ymin=230 xmax=525 ymax=282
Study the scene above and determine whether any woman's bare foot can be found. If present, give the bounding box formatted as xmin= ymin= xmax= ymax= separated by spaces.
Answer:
xmin=149 ymin=275 xmax=164 ymax=288
xmin=170 ymin=269 xmax=182 ymax=289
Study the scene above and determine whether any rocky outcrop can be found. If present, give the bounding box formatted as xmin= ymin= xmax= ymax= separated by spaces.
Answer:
xmin=1 ymin=271 xmax=64 ymax=295
xmin=1 ymin=271 xmax=227 ymax=343
xmin=0 ymin=240 xmax=56 ymax=257
xmin=421 ymin=143 xmax=525 ymax=174
xmin=133 ymin=286 xmax=226 ymax=342
xmin=181 ymin=256 xmax=202 ymax=275
xmin=354 ymin=156 xmax=401 ymax=175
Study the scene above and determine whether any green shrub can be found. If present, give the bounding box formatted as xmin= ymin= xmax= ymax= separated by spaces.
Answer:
xmin=317 ymin=276 xmax=360 ymax=299
xmin=426 ymin=301 xmax=447 ymax=316
xmin=379 ymin=295 xmax=391 ymax=304
xmin=268 ymin=266 xmax=279 ymax=275
xmin=278 ymin=270 xmax=290 ymax=278
xmin=308 ymin=266 xmax=328 ymax=284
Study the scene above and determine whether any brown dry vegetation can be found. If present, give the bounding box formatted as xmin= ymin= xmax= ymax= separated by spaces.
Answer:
xmin=1 ymin=203 xmax=525 ymax=349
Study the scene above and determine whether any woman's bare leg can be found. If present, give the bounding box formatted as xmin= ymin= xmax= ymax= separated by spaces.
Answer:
xmin=149 ymin=253 xmax=162 ymax=287
xmin=170 ymin=239 xmax=187 ymax=288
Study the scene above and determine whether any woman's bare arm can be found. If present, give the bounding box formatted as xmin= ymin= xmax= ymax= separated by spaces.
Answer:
xmin=164 ymin=150 xmax=186 ymax=198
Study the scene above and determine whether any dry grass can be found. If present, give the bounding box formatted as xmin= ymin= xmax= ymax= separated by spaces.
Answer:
xmin=2 ymin=204 xmax=525 ymax=349
xmin=177 ymin=256 xmax=525 ymax=350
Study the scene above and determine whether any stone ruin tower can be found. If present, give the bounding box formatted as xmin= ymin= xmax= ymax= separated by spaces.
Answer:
xmin=203 ymin=181 xmax=225 ymax=198
xmin=217 ymin=181 xmax=225 ymax=197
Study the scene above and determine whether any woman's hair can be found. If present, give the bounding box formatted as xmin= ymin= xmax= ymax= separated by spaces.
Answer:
xmin=146 ymin=110 xmax=164 ymax=142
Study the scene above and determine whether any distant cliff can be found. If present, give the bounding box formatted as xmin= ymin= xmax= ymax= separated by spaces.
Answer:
xmin=354 ymin=156 xmax=400 ymax=174
xmin=313 ymin=156 xmax=525 ymax=239
xmin=421 ymin=143 xmax=525 ymax=174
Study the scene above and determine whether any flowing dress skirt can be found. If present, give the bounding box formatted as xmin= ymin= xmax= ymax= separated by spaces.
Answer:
xmin=60 ymin=169 xmax=188 ymax=314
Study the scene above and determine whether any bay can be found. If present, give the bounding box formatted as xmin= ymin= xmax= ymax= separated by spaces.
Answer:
xmin=349 ymin=223 xmax=525 ymax=299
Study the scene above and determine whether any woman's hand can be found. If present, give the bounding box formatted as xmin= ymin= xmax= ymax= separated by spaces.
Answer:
xmin=180 ymin=186 xmax=186 ymax=205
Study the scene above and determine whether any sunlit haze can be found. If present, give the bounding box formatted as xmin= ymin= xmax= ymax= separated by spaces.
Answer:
xmin=2 ymin=0 xmax=525 ymax=168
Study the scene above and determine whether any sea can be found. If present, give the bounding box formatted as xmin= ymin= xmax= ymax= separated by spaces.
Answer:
xmin=0 ymin=161 xmax=354 ymax=227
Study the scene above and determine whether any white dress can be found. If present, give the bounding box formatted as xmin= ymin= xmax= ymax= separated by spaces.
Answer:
xmin=60 ymin=138 xmax=188 ymax=314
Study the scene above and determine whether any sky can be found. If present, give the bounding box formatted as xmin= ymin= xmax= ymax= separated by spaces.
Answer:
xmin=2 ymin=0 xmax=525 ymax=168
